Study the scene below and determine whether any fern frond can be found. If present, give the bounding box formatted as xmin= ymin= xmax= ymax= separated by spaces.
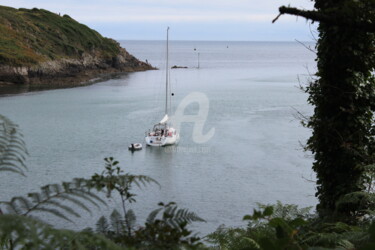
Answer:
xmin=2 ymin=201 xmax=19 ymax=214
xmin=165 ymin=207 xmax=206 ymax=225
xmin=206 ymin=225 xmax=251 ymax=249
xmin=256 ymin=201 xmax=313 ymax=221
xmin=28 ymin=192 xmax=43 ymax=204
xmin=10 ymin=196 xmax=33 ymax=211
xmin=0 ymin=179 xmax=106 ymax=223
xmin=0 ymin=160 xmax=25 ymax=171
xmin=55 ymin=193 xmax=92 ymax=214
xmin=0 ymin=166 xmax=24 ymax=176
xmin=2 ymin=149 xmax=27 ymax=161
xmin=41 ymin=200 xmax=81 ymax=218
xmin=146 ymin=207 xmax=163 ymax=224
xmin=126 ymin=174 xmax=160 ymax=189
xmin=31 ymin=207 xmax=73 ymax=222
xmin=0 ymin=214 xmax=122 ymax=249
xmin=149 ymin=203 xmax=205 ymax=231
xmin=69 ymin=189 xmax=106 ymax=208
xmin=0 ymin=115 xmax=28 ymax=176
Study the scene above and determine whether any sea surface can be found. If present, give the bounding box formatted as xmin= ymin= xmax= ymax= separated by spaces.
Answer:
xmin=0 ymin=41 xmax=317 ymax=235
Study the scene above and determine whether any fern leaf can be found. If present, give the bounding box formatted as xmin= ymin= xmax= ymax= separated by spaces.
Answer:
xmin=68 ymin=189 xmax=106 ymax=208
xmin=41 ymin=186 xmax=51 ymax=198
xmin=0 ymin=160 xmax=25 ymax=171
xmin=41 ymin=200 xmax=81 ymax=218
xmin=2 ymin=202 xmax=18 ymax=214
xmin=55 ymin=193 xmax=93 ymax=214
xmin=0 ymin=214 xmax=122 ymax=249
xmin=0 ymin=166 xmax=25 ymax=176
xmin=2 ymin=151 xmax=27 ymax=163
xmin=146 ymin=207 xmax=163 ymax=224
xmin=28 ymin=192 xmax=43 ymax=204
xmin=1 ymin=179 xmax=106 ymax=223
xmin=151 ymin=203 xmax=205 ymax=230
xmin=169 ymin=207 xmax=205 ymax=227
xmin=50 ymin=184 xmax=62 ymax=194
xmin=10 ymin=197 xmax=33 ymax=211
xmin=31 ymin=207 xmax=73 ymax=222
xmin=131 ymin=175 xmax=160 ymax=189
xmin=0 ymin=115 xmax=28 ymax=176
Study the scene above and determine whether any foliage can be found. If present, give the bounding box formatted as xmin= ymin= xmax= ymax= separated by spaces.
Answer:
xmin=90 ymin=158 xmax=205 ymax=249
xmin=0 ymin=114 xmax=27 ymax=176
xmin=207 ymin=202 xmax=312 ymax=250
xmin=0 ymin=214 xmax=123 ymax=250
xmin=96 ymin=202 xmax=205 ymax=249
xmin=275 ymin=0 xmax=375 ymax=221
xmin=307 ymin=0 xmax=375 ymax=221
xmin=0 ymin=5 xmax=121 ymax=66
xmin=90 ymin=157 xmax=159 ymax=237
xmin=363 ymin=164 xmax=375 ymax=193
xmin=90 ymin=157 xmax=159 ymax=198
xmin=0 ymin=178 xmax=106 ymax=222
xmin=207 ymin=202 xmax=375 ymax=250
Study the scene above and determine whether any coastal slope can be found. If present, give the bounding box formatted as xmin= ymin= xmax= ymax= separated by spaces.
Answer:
xmin=0 ymin=5 xmax=153 ymax=87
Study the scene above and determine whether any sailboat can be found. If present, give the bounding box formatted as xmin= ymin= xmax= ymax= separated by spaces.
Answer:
xmin=145 ymin=27 xmax=180 ymax=147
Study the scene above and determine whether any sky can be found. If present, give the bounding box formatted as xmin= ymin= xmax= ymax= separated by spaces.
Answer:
xmin=1 ymin=0 xmax=317 ymax=41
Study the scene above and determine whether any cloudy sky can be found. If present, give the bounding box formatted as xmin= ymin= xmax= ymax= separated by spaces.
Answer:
xmin=1 ymin=0 xmax=316 ymax=41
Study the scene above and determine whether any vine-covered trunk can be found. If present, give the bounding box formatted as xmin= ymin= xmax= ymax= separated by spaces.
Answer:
xmin=307 ymin=0 xmax=375 ymax=220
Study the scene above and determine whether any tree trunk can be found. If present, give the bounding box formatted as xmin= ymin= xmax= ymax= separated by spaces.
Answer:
xmin=307 ymin=0 xmax=375 ymax=220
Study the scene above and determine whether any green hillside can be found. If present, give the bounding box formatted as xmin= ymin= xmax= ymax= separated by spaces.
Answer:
xmin=0 ymin=5 xmax=121 ymax=67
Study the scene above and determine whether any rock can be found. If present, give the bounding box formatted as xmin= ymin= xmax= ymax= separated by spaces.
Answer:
xmin=171 ymin=65 xmax=188 ymax=69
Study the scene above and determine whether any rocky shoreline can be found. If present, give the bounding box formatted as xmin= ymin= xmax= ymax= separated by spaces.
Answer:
xmin=0 ymin=48 xmax=155 ymax=94
xmin=0 ymin=6 xmax=156 ymax=95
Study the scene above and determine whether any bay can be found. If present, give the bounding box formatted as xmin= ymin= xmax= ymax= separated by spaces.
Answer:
xmin=0 ymin=41 xmax=317 ymax=235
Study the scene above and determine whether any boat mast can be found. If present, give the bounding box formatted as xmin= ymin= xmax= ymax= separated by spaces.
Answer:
xmin=198 ymin=52 xmax=200 ymax=69
xmin=165 ymin=27 xmax=169 ymax=115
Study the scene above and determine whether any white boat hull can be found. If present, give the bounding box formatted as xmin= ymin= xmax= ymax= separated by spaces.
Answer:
xmin=145 ymin=134 xmax=180 ymax=147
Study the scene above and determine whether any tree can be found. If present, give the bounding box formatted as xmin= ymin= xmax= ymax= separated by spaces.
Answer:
xmin=275 ymin=0 xmax=375 ymax=221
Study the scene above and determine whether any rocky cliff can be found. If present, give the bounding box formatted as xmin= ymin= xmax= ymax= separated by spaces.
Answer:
xmin=0 ymin=6 xmax=153 ymax=87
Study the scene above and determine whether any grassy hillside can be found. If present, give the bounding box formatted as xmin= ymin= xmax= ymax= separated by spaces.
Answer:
xmin=0 ymin=6 xmax=121 ymax=67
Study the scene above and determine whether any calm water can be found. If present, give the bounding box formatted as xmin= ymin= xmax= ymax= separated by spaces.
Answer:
xmin=0 ymin=41 xmax=317 ymax=235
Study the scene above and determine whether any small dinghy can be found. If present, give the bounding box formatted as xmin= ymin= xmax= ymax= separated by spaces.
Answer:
xmin=128 ymin=143 xmax=142 ymax=151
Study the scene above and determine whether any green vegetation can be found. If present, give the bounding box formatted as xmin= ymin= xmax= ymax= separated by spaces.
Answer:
xmin=0 ymin=5 xmax=121 ymax=66
xmin=207 ymin=202 xmax=375 ymax=250
xmin=274 ymin=0 xmax=375 ymax=222
xmin=305 ymin=0 xmax=375 ymax=221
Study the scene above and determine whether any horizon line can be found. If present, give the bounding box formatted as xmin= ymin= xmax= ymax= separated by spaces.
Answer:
xmin=115 ymin=39 xmax=316 ymax=43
